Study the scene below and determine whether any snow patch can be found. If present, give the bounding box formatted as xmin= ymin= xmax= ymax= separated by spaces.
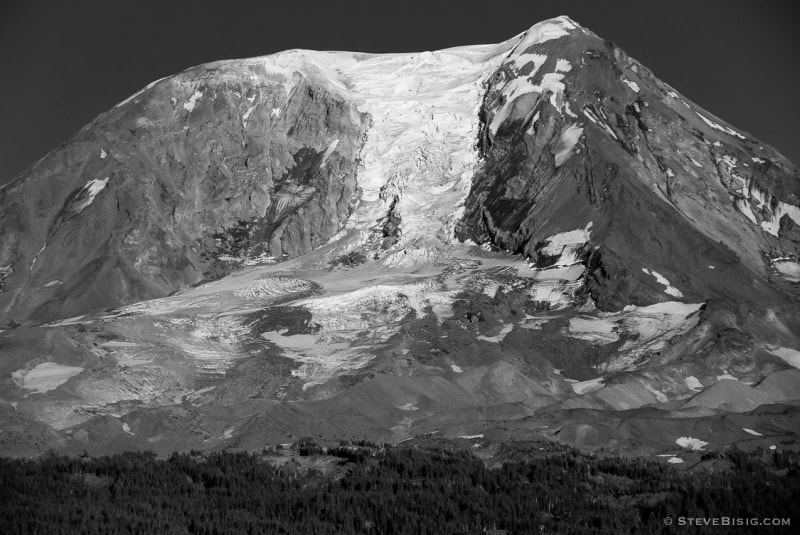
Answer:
xmin=100 ymin=149 xmax=107 ymax=159
xmin=450 ymin=364 xmax=463 ymax=373
xmin=667 ymin=457 xmax=684 ymax=464
xmin=490 ymin=52 xmax=575 ymax=135
xmin=476 ymin=323 xmax=514 ymax=343
xmin=571 ymin=376 xmax=605 ymax=395
xmin=554 ymin=124 xmax=584 ymax=167
xmin=759 ymin=198 xmax=800 ymax=236
xmin=644 ymin=384 xmax=669 ymax=403
xmin=242 ymin=104 xmax=257 ymax=126
xmin=696 ymin=112 xmax=746 ymax=140
xmin=539 ymin=223 xmax=592 ymax=267
xmin=183 ymin=90 xmax=203 ymax=112
xmin=244 ymin=252 xmax=276 ymax=266
xmin=555 ymin=58 xmax=572 ymax=73
xmin=743 ymin=188 xmax=800 ymax=237
xmin=507 ymin=52 xmax=547 ymax=72
xmin=45 ymin=315 xmax=86 ymax=327
xmin=582 ymin=107 xmax=618 ymax=140
xmin=489 ymin=57 xmax=547 ymax=135
xmin=716 ymin=373 xmax=737 ymax=381
xmin=767 ymin=346 xmax=800 ymax=369
xmin=772 ymin=260 xmax=800 ymax=282
xmin=526 ymin=264 xmax=585 ymax=309
xmin=568 ymin=316 xmax=619 ymax=344
xmin=539 ymin=71 xmax=570 ymax=112
xmin=30 ymin=242 xmax=47 ymax=272
xmin=514 ymin=16 xmax=578 ymax=49
xmin=622 ymin=79 xmax=640 ymax=92
xmin=676 ymin=436 xmax=708 ymax=451
xmin=458 ymin=434 xmax=484 ymax=440
xmin=735 ymin=198 xmax=758 ymax=225
xmin=320 ymin=139 xmax=339 ymax=167
xmin=742 ymin=428 xmax=762 ymax=436
xmin=74 ymin=177 xmax=110 ymax=213
xmin=565 ymin=301 xmax=703 ymax=370
xmin=12 ymin=363 xmax=84 ymax=394
xmin=685 ymin=376 xmax=703 ymax=391
xmin=641 ymin=268 xmax=683 ymax=298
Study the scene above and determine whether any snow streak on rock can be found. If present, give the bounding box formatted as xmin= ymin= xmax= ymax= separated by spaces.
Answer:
xmin=641 ymin=268 xmax=683 ymax=298
xmin=73 ymin=177 xmax=109 ymax=213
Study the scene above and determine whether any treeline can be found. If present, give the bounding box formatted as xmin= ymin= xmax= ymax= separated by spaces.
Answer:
xmin=0 ymin=443 xmax=798 ymax=534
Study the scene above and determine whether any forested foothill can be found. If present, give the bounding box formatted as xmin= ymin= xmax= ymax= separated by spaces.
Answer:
xmin=1 ymin=439 xmax=798 ymax=534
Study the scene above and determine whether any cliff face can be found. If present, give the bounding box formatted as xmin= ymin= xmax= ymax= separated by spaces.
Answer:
xmin=0 ymin=59 xmax=368 ymax=323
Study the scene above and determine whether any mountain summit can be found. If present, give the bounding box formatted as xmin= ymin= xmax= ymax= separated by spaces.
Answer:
xmin=1 ymin=17 xmax=799 ymax=457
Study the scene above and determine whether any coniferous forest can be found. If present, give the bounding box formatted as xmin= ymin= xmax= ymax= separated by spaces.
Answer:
xmin=0 ymin=441 xmax=798 ymax=534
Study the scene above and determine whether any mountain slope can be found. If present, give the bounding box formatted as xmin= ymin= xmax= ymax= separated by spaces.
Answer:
xmin=1 ymin=16 xmax=799 ymax=457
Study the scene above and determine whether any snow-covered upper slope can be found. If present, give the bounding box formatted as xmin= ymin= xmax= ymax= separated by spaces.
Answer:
xmin=113 ymin=17 xmax=582 ymax=267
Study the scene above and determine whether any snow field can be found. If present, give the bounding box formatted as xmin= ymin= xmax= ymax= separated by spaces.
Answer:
xmin=12 ymin=363 xmax=84 ymax=394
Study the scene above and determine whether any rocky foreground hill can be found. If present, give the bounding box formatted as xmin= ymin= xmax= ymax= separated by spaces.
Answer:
xmin=1 ymin=16 xmax=799 ymax=458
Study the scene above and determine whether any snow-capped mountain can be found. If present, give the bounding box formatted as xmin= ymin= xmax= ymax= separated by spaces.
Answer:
xmin=1 ymin=16 xmax=799 ymax=457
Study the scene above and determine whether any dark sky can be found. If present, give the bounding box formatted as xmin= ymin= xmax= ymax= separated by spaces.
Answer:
xmin=1 ymin=0 xmax=798 ymax=183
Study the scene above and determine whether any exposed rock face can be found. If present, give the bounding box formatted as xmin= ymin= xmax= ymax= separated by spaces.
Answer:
xmin=1 ymin=17 xmax=799 ymax=457
xmin=0 ymin=60 xmax=367 ymax=323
